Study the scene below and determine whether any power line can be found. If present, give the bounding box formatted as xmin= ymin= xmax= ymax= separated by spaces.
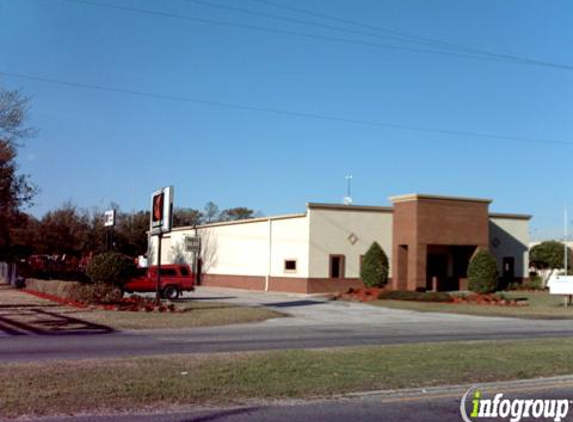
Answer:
xmin=41 ymin=0 xmax=573 ymax=71
xmin=2 ymin=70 xmax=571 ymax=146
xmin=247 ymin=0 xmax=573 ymax=71
xmin=172 ymin=0 xmax=530 ymax=64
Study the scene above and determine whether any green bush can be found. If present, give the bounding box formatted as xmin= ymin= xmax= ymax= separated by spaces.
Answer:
xmin=360 ymin=242 xmax=389 ymax=288
xmin=24 ymin=279 xmax=83 ymax=298
xmin=507 ymin=275 xmax=544 ymax=291
xmin=377 ymin=290 xmax=452 ymax=302
xmin=86 ymin=252 xmax=137 ymax=286
xmin=24 ymin=278 xmax=123 ymax=304
xmin=467 ymin=250 xmax=499 ymax=294
xmin=73 ymin=283 xmax=123 ymax=304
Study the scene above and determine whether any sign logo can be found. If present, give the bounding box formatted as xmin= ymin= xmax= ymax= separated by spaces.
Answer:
xmin=461 ymin=387 xmax=570 ymax=422
xmin=149 ymin=186 xmax=173 ymax=235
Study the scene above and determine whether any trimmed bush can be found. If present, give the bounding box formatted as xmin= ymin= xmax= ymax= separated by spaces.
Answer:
xmin=24 ymin=279 xmax=84 ymax=299
xmin=377 ymin=290 xmax=452 ymax=302
xmin=86 ymin=252 xmax=137 ymax=287
xmin=24 ymin=278 xmax=123 ymax=304
xmin=507 ymin=275 xmax=544 ymax=291
xmin=73 ymin=283 xmax=123 ymax=304
xmin=360 ymin=242 xmax=389 ymax=288
xmin=467 ymin=250 xmax=499 ymax=294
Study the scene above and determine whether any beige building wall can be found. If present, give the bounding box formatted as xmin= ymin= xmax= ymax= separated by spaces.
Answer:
xmin=268 ymin=216 xmax=310 ymax=278
xmin=308 ymin=205 xmax=393 ymax=279
xmin=489 ymin=216 xmax=530 ymax=278
xmin=155 ymin=214 xmax=310 ymax=278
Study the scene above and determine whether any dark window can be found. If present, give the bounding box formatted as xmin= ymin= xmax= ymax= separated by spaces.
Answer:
xmin=329 ymin=255 xmax=345 ymax=279
xmin=160 ymin=268 xmax=177 ymax=276
xmin=284 ymin=260 xmax=297 ymax=272
xmin=179 ymin=267 xmax=190 ymax=276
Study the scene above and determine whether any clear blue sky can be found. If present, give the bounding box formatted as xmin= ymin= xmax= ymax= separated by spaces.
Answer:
xmin=1 ymin=0 xmax=571 ymax=239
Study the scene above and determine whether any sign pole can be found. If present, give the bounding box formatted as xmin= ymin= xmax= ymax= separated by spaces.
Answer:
xmin=155 ymin=232 xmax=162 ymax=305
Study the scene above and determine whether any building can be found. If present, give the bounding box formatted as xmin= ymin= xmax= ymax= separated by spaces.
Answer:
xmin=150 ymin=194 xmax=530 ymax=293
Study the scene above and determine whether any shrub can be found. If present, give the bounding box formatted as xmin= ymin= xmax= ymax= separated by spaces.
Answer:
xmin=467 ymin=250 xmax=499 ymax=294
xmin=85 ymin=252 xmax=137 ymax=287
xmin=73 ymin=283 xmax=123 ymax=304
xmin=24 ymin=278 xmax=84 ymax=298
xmin=360 ymin=242 xmax=389 ymax=288
xmin=507 ymin=275 xmax=544 ymax=291
xmin=377 ymin=290 xmax=452 ymax=302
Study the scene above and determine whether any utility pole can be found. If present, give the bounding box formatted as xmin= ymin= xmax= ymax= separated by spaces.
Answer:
xmin=565 ymin=206 xmax=569 ymax=276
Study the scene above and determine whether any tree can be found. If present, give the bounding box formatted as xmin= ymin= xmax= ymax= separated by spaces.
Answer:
xmin=0 ymin=84 xmax=36 ymax=259
xmin=204 ymin=201 xmax=219 ymax=223
xmin=467 ymin=249 xmax=499 ymax=294
xmin=38 ymin=202 xmax=91 ymax=256
xmin=360 ymin=242 xmax=389 ymax=288
xmin=530 ymin=240 xmax=573 ymax=286
xmin=219 ymin=207 xmax=257 ymax=221
xmin=172 ymin=208 xmax=202 ymax=227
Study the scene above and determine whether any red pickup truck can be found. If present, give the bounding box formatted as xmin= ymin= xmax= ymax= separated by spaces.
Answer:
xmin=124 ymin=264 xmax=195 ymax=300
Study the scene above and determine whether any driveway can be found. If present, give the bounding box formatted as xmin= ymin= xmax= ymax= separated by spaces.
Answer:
xmin=184 ymin=286 xmax=519 ymax=326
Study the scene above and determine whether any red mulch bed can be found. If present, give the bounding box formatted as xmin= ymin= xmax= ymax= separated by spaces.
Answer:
xmin=334 ymin=287 xmax=386 ymax=303
xmin=23 ymin=289 xmax=88 ymax=309
xmin=22 ymin=289 xmax=177 ymax=312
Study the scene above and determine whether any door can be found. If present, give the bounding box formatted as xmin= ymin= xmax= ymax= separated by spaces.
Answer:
xmin=503 ymin=257 xmax=515 ymax=280
xmin=426 ymin=254 xmax=448 ymax=291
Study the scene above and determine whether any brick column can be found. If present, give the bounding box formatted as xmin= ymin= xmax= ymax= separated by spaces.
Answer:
xmin=408 ymin=243 xmax=427 ymax=291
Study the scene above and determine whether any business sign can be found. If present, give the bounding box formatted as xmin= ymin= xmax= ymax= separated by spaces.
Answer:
xmin=150 ymin=186 xmax=174 ymax=235
xmin=104 ymin=210 xmax=116 ymax=227
xmin=185 ymin=236 xmax=201 ymax=252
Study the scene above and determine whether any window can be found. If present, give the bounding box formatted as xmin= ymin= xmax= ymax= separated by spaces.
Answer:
xmin=159 ymin=268 xmax=177 ymax=276
xmin=284 ymin=260 xmax=297 ymax=272
xmin=329 ymin=255 xmax=345 ymax=279
xmin=179 ymin=267 xmax=190 ymax=276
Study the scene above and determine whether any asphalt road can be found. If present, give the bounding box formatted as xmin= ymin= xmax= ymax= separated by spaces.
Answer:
xmin=15 ymin=377 xmax=573 ymax=422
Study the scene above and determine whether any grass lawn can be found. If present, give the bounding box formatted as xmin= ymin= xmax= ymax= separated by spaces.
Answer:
xmin=3 ymin=338 xmax=573 ymax=417
xmin=372 ymin=291 xmax=573 ymax=319
xmin=72 ymin=301 xmax=285 ymax=330
xmin=0 ymin=286 xmax=284 ymax=331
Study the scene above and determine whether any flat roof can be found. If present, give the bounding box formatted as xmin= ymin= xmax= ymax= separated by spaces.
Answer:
xmin=307 ymin=203 xmax=393 ymax=213
xmin=489 ymin=212 xmax=532 ymax=221
xmin=389 ymin=193 xmax=493 ymax=204
xmin=170 ymin=212 xmax=307 ymax=232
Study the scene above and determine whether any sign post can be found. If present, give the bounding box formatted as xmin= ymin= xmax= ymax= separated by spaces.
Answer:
xmin=150 ymin=186 xmax=174 ymax=305
xmin=185 ymin=235 xmax=201 ymax=285
xmin=104 ymin=209 xmax=116 ymax=251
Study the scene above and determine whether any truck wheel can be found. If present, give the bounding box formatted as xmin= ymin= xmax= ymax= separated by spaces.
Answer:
xmin=163 ymin=285 xmax=180 ymax=300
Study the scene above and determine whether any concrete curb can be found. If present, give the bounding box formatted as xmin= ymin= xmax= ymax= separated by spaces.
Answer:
xmin=283 ymin=374 xmax=573 ymax=405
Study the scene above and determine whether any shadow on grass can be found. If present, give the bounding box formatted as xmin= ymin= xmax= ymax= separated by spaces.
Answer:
xmin=182 ymin=407 xmax=261 ymax=422
xmin=0 ymin=305 xmax=114 ymax=336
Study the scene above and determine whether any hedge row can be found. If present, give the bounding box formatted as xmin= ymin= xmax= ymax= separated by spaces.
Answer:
xmin=24 ymin=279 xmax=122 ymax=304
xmin=377 ymin=290 xmax=452 ymax=302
